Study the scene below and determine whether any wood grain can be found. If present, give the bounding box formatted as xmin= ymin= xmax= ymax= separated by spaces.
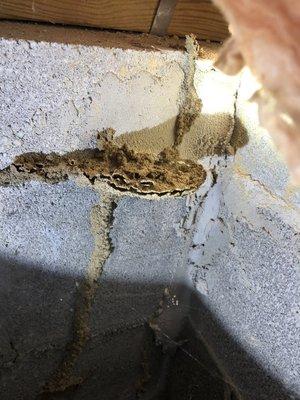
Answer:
xmin=168 ymin=0 xmax=229 ymax=41
xmin=0 ymin=0 xmax=229 ymax=41
xmin=0 ymin=0 xmax=159 ymax=32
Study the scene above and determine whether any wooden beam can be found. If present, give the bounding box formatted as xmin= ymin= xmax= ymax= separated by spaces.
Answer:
xmin=0 ymin=0 xmax=159 ymax=32
xmin=0 ymin=0 xmax=229 ymax=41
xmin=168 ymin=0 xmax=229 ymax=41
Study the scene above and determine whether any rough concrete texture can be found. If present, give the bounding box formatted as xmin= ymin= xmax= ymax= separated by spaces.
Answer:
xmin=232 ymin=68 xmax=295 ymax=199
xmin=0 ymin=21 xmax=299 ymax=400
xmin=0 ymin=21 xmax=239 ymax=168
xmin=189 ymin=181 xmax=300 ymax=399
xmin=0 ymin=22 xmax=185 ymax=169
xmin=0 ymin=177 xmax=207 ymax=399
xmin=188 ymin=69 xmax=300 ymax=399
xmin=0 ymin=181 xmax=95 ymax=397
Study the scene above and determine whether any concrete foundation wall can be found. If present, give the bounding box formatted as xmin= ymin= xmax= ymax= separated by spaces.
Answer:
xmin=0 ymin=21 xmax=299 ymax=400
xmin=188 ymin=70 xmax=300 ymax=399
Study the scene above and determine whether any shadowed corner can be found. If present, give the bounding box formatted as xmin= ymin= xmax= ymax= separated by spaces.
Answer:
xmin=0 ymin=254 xmax=294 ymax=400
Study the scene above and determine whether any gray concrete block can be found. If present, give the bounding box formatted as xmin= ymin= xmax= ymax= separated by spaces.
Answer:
xmin=189 ymin=168 xmax=300 ymax=399
xmin=0 ymin=20 xmax=299 ymax=400
xmin=0 ymin=180 xmax=100 ymax=398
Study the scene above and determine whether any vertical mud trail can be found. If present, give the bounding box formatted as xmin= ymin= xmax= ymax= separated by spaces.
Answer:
xmin=40 ymin=188 xmax=117 ymax=396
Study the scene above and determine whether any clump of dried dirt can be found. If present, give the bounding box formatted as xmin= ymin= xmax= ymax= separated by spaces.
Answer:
xmin=0 ymin=129 xmax=206 ymax=195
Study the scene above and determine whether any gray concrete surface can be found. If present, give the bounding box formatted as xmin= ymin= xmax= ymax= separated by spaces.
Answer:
xmin=0 ymin=21 xmax=299 ymax=400
xmin=188 ymin=69 xmax=300 ymax=400
xmin=0 ymin=179 xmax=201 ymax=399
xmin=0 ymin=22 xmax=186 ymax=170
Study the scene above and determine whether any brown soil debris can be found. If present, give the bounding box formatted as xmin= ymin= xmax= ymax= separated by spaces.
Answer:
xmin=40 ymin=193 xmax=116 ymax=396
xmin=0 ymin=21 xmax=186 ymax=52
xmin=0 ymin=129 xmax=206 ymax=195
xmin=174 ymin=35 xmax=202 ymax=147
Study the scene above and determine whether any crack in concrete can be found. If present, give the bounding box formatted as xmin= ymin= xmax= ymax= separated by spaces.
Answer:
xmin=8 ymin=340 xmax=19 ymax=366
xmin=97 ymin=61 xmax=184 ymax=85
xmin=233 ymin=167 xmax=296 ymax=210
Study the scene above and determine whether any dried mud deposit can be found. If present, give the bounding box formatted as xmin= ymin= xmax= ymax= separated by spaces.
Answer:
xmin=0 ymin=129 xmax=206 ymax=195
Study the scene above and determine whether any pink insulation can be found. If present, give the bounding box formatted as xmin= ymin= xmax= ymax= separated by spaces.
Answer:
xmin=213 ymin=0 xmax=300 ymax=184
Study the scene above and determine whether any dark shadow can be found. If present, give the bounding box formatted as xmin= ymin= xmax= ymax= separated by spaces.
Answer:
xmin=0 ymin=254 xmax=295 ymax=400
xmin=174 ymin=288 xmax=297 ymax=400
